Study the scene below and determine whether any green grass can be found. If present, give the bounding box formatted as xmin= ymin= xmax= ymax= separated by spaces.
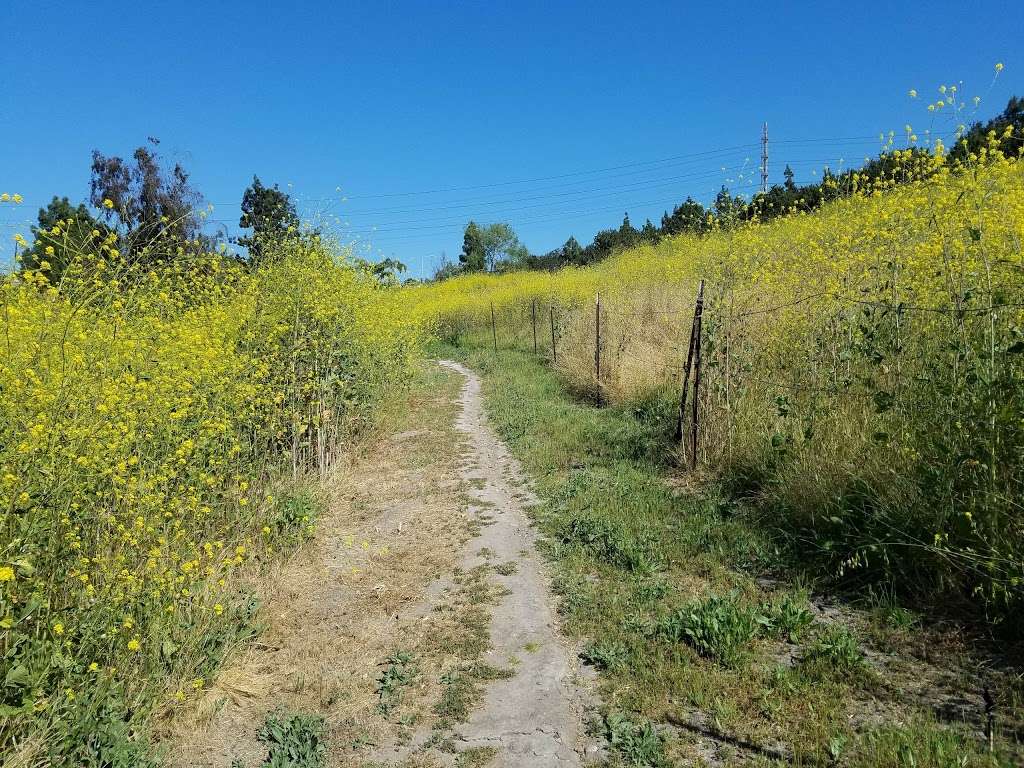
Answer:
xmin=432 ymin=342 xmax=1015 ymax=767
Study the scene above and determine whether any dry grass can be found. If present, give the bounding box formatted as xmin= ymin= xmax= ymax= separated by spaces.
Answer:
xmin=161 ymin=366 xmax=476 ymax=767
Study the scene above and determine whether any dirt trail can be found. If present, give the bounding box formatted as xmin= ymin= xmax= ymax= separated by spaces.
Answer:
xmin=163 ymin=363 xmax=594 ymax=768
xmin=439 ymin=360 xmax=591 ymax=767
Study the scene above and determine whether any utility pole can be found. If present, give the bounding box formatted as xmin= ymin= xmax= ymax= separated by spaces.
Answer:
xmin=760 ymin=122 xmax=769 ymax=194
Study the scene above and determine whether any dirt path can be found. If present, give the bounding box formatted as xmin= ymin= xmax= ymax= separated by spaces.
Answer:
xmin=162 ymin=363 xmax=595 ymax=768
xmin=439 ymin=360 xmax=591 ymax=767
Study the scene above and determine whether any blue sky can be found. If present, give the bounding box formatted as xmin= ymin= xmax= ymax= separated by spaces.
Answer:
xmin=1 ymin=1 xmax=1021 ymax=278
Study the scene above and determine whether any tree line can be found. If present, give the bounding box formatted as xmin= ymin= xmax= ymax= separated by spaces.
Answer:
xmin=17 ymin=138 xmax=409 ymax=286
xmin=21 ymin=96 xmax=1020 ymax=285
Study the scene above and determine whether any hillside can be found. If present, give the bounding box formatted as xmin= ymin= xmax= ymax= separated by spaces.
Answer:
xmin=407 ymin=142 xmax=1024 ymax=626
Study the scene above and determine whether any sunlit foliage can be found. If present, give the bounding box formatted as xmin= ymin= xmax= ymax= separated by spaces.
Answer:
xmin=0 ymin=225 xmax=418 ymax=762
xmin=406 ymin=130 xmax=1024 ymax=624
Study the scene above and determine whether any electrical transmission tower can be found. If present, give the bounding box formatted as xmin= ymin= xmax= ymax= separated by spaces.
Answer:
xmin=760 ymin=122 xmax=769 ymax=194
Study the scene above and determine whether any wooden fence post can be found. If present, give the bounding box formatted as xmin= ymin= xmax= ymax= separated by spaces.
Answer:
xmin=690 ymin=284 xmax=705 ymax=470
xmin=550 ymin=305 xmax=557 ymax=364
xmin=531 ymin=298 xmax=538 ymax=354
xmin=490 ymin=302 xmax=498 ymax=354
xmin=595 ymin=293 xmax=602 ymax=386
xmin=676 ymin=280 xmax=705 ymax=458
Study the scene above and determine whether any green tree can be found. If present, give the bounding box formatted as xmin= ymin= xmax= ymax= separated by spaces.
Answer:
xmin=459 ymin=221 xmax=486 ymax=271
xmin=783 ymin=165 xmax=796 ymax=192
xmin=20 ymin=197 xmax=112 ymax=282
xmin=617 ymin=212 xmax=639 ymax=249
xmin=561 ymin=236 xmax=583 ymax=265
xmin=481 ymin=222 xmax=529 ymax=271
xmin=352 ymin=256 xmax=407 ymax=286
xmin=89 ymin=138 xmax=206 ymax=257
xmin=459 ymin=221 xmax=528 ymax=272
xmin=660 ymin=197 xmax=707 ymax=236
xmin=713 ymin=186 xmax=745 ymax=227
xmin=238 ymin=176 xmax=300 ymax=261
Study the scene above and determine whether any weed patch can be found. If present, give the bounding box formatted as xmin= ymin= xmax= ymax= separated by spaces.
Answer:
xmin=762 ymin=592 xmax=815 ymax=642
xmin=558 ymin=510 xmax=664 ymax=575
xmin=255 ymin=710 xmax=327 ymax=768
xmin=799 ymin=625 xmax=867 ymax=681
xmin=602 ymin=712 xmax=667 ymax=767
xmin=581 ymin=640 xmax=631 ymax=672
xmin=656 ymin=593 xmax=763 ymax=667
xmin=376 ymin=651 xmax=417 ymax=716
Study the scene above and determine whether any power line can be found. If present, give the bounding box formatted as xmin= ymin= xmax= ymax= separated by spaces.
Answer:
xmin=348 ymin=180 xmax=819 ymax=244
xmin=333 ymin=158 xmax=842 ymax=224
xmin=332 ymin=150 xmax=756 ymax=217
xmin=0 ymin=134 xmax=899 ymax=218
xmin=332 ymin=168 xmax=739 ymax=232
xmin=335 ymin=143 xmax=763 ymax=200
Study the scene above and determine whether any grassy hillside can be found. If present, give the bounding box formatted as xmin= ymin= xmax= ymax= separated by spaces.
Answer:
xmin=407 ymin=143 xmax=1024 ymax=625
xmin=435 ymin=343 xmax=1023 ymax=766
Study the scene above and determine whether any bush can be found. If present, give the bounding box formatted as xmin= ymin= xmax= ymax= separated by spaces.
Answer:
xmin=0 ymin=236 xmax=418 ymax=762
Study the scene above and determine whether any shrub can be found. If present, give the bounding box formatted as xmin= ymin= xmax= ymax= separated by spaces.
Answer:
xmin=0 ymin=235 xmax=418 ymax=762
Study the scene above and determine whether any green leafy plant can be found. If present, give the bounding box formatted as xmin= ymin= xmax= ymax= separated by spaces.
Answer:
xmin=257 ymin=710 xmax=327 ymax=768
xmin=376 ymin=651 xmax=417 ymax=715
xmin=267 ymin=489 xmax=319 ymax=546
xmin=763 ymin=593 xmax=814 ymax=642
xmin=580 ymin=640 xmax=630 ymax=672
xmin=602 ymin=712 xmax=668 ymax=767
xmin=656 ymin=592 xmax=763 ymax=666
xmin=801 ymin=625 xmax=865 ymax=679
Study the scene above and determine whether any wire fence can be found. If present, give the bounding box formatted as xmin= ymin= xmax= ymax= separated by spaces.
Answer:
xmin=464 ymin=275 xmax=1024 ymax=471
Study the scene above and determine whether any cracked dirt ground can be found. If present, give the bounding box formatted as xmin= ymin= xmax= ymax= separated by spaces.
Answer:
xmin=163 ymin=362 xmax=595 ymax=768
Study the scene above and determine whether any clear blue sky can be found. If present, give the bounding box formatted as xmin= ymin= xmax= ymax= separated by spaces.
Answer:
xmin=1 ymin=1 xmax=1021 ymax=278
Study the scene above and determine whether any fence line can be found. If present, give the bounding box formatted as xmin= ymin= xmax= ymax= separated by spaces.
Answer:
xmin=472 ymin=276 xmax=1022 ymax=472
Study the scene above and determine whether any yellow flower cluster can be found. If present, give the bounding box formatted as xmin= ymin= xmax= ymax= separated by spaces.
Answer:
xmin=0 ymin=235 xmax=419 ymax=751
